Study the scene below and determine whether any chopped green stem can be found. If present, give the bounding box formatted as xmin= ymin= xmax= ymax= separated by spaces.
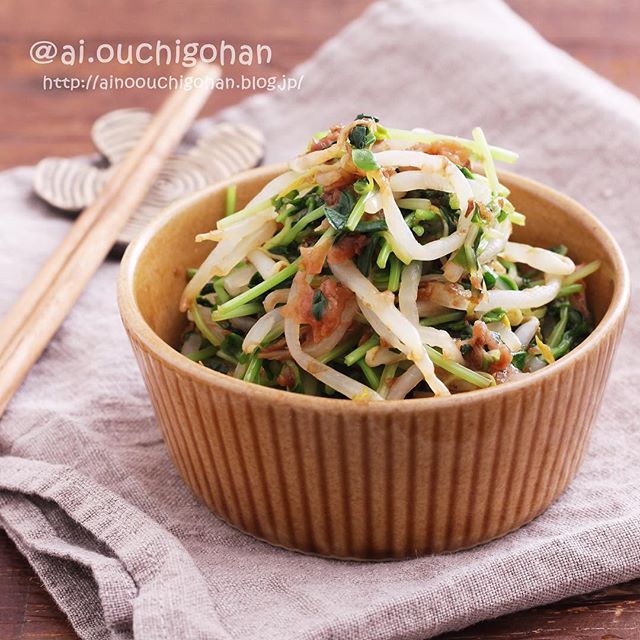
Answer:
xmin=377 ymin=239 xmax=392 ymax=269
xmin=346 ymin=189 xmax=373 ymax=231
xmin=557 ymin=283 xmax=583 ymax=298
xmin=264 ymin=218 xmax=293 ymax=249
xmin=415 ymin=208 xmax=437 ymax=221
xmin=509 ymin=212 xmax=526 ymax=226
xmin=378 ymin=362 xmax=398 ymax=395
xmin=385 ymin=127 xmax=519 ymax=163
xmin=318 ymin=335 xmax=360 ymax=364
xmin=472 ymin=127 xmax=499 ymax=193
xmin=563 ymin=260 xmax=601 ymax=286
xmin=216 ymin=350 xmax=237 ymax=365
xmin=243 ymin=352 xmax=263 ymax=383
xmin=186 ymin=267 xmax=197 ymax=280
xmin=358 ymin=360 xmax=380 ymax=389
xmin=214 ymin=260 xmax=300 ymax=316
xmin=186 ymin=345 xmax=217 ymax=362
xmin=381 ymin=231 xmax=412 ymax=265
xmin=463 ymin=224 xmax=479 ymax=275
xmin=425 ymin=346 xmax=495 ymax=388
xmin=225 ymin=184 xmax=237 ymax=216
xmin=279 ymin=205 xmax=325 ymax=245
xmin=420 ymin=311 xmax=466 ymax=327
xmin=551 ymin=336 xmax=574 ymax=359
xmin=217 ymin=197 xmax=273 ymax=229
xmin=213 ymin=278 xmax=230 ymax=303
xmin=396 ymin=198 xmax=431 ymax=210
xmin=497 ymin=274 xmax=518 ymax=291
xmin=190 ymin=301 xmax=222 ymax=347
xmin=388 ymin=255 xmax=401 ymax=292
xmin=211 ymin=302 xmax=264 ymax=322
xmin=344 ymin=334 xmax=380 ymax=367
xmin=276 ymin=207 xmax=293 ymax=224
xmin=262 ymin=324 xmax=285 ymax=347
xmin=547 ymin=305 xmax=568 ymax=348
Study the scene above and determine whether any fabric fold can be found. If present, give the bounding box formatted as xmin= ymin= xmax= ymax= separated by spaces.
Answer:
xmin=0 ymin=457 xmax=229 ymax=640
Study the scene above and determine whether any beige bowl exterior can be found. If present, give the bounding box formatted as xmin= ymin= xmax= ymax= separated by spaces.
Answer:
xmin=118 ymin=165 xmax=629 ymax=560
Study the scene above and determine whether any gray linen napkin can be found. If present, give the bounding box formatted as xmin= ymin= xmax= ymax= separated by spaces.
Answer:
xmin=2 ymin=0 xmax=640 ymax=638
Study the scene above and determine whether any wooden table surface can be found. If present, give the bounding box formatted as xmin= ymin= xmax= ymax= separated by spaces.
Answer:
xmin=1 ymin=1 xmax=639 ymax=638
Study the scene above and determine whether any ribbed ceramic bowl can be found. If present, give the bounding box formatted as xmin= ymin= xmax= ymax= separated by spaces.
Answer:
xmin=118 ymin=164 xmax=629 ymax=560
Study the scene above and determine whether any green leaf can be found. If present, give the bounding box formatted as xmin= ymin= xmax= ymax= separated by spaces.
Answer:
xmin=348 ymin=125 xmax=376 ymax=149
xmin=452 ymin=246 xmax=469 ymax=269
xmin=357 ymin=234 xmax=377 ymax=276
xmin=482 ymin=307 xmax=507 ymax=323
xmin=483 ymin=267 xmax=497 ymax=288
xmin=497 ymin=274 xmax=519 ymax=290
xmin=324 ymin=206 xmax=348 ymax=232
xmin=354 ymin=219 xmax=387 ymax=233
xmin=323 ymin=190 xmax=355 ymax=232
xmin=351 ymin=149 xmax=379 ymax=172
xmin=355 ymin=113 xmax=379 ymax=122
xmin=273 ymin=188 xmax=300 ymax=210
xmin=353 ymin=178 xmax=370 ymax=195
xmin=311 ymin=289 xmax=328 ymax=321
xmin=512 ymin=351 xmax=527 ymax=371
xmin=220 ymin=333 xmax=247 ymax=363
xmin=457 ymin=165 xmax=474 ymax=179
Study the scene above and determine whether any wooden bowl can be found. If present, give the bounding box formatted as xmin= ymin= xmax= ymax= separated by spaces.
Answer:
xmin=118 ymin=165 xmax=629 ymax=559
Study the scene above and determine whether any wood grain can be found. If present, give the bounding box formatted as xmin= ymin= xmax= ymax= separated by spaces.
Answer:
xmin=1 ymin=0 xmax=639 ymax=638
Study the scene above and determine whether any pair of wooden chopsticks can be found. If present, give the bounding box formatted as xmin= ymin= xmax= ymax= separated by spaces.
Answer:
xmin=0 ymin=63 xmax=221 ymax=416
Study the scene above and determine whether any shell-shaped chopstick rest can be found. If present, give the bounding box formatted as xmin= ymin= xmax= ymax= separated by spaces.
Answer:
xmin=33 ymin=159 xmax=108 ymax=211
xmin=190 ymin=122 xmax=265 ymax=181
xmin=33 ymin=108 xmax=265 ymax=246
xmin=91 ymin=108 xmax=151 ymax=164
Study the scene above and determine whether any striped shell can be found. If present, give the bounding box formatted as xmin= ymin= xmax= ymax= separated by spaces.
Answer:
xmin=33 ymin=108 xmax=265 ymax=246
xmin=33 ymin=159 xmax=109 ymax=211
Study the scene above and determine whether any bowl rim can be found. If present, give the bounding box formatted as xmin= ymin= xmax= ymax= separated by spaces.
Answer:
xmin=118 ymin=163 xmax=630 ymax=416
